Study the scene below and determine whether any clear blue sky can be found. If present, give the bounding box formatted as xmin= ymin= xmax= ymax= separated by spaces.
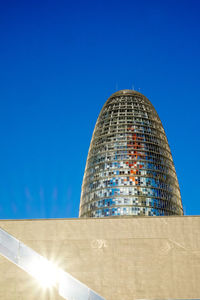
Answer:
xmin=0 ymin=0 xmax=199 ymax=219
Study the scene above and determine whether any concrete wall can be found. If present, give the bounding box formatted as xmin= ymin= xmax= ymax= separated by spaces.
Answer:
xmin=0 ymin=216 xmax=200 ymax=300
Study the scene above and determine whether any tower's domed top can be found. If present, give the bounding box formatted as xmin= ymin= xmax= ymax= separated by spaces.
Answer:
xmin=79 ymin=90 xmax=183 ymax=218
xmin=109 ymin=89 xmax=143 ymax=98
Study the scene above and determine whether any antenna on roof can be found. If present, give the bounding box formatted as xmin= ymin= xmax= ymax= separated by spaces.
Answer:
xmin=132 ymin=84 xmax=135 ymax=91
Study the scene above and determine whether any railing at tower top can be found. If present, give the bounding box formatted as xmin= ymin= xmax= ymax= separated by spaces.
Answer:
xmin=0 ymin=227 xmax=105 ymax=300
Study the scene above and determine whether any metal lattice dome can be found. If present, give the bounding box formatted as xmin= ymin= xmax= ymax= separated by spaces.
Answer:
xmin=79 ymin=90 xmax=183 ymax=217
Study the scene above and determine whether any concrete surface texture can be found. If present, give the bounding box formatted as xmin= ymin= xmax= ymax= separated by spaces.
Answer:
xmin=0 ymin=216 xmax=199 ymax=300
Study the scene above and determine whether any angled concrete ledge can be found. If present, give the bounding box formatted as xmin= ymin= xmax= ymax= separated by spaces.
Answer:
xmin=0 ymin=216 xmax=199 ymax=300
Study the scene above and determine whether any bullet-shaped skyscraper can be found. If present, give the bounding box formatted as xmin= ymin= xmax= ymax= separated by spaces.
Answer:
xmin=79 ymin=90 xmax=183 ymax=217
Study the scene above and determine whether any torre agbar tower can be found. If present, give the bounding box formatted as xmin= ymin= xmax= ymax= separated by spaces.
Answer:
xmin=79 ymin=90 xmax=183 ymax=217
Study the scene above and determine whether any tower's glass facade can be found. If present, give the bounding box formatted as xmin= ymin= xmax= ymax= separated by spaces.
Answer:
xmin=79 ymin=90 xmax=183 ymax=217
